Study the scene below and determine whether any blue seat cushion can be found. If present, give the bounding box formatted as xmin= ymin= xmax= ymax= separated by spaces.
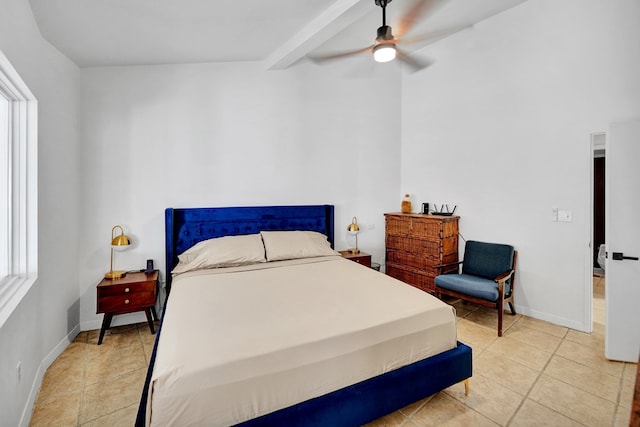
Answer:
xmin=435 ymin=273 xmax=499 ymax=302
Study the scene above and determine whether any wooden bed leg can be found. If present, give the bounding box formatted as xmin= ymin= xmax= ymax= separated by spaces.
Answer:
xmin=464 ymin=378 xmax=470 ymax=396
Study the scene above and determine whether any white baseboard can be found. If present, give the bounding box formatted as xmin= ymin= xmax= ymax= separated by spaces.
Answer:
xmin=515 ymin=304 xmax=588 ymax=333
xmin=19 ymin=324 xmax=80 ymax=427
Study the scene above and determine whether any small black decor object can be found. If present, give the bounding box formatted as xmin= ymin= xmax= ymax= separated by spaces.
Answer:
xmin=145 ymin=259 xmax=154 ymax=274
xmin=421 ymin=203 xmax=430 ymax=214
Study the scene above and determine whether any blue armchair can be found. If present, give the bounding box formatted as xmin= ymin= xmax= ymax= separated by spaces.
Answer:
xmin=435 ymin=240 xmax=517 ymax=337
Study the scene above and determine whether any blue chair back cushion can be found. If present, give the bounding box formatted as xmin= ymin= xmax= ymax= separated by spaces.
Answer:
xmin=461 ymin=241 xmax=514 ymax=280
xmin=435 ymin=241 xmax=514 ymax=302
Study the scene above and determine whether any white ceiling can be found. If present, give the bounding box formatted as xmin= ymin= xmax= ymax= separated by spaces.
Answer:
xmin=28 ymin=0 xmax=527 ymax=69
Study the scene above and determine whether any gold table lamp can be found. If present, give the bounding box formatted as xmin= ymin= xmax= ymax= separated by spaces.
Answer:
xmin=105 ymin=225 xmax=131 ymax=279
xmin=347 ymin=217 xmax=360 ymax=254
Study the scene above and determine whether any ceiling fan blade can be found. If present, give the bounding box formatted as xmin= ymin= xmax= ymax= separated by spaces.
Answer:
xmin=307 ymin=45 xmax=374 ymax=64
xmin=395 ymin=0 xmax=449 ymax=40
xmin=396 ymin=48 xmax=433 ymax=73
xmin=401 ymin=25 xmax=471 ymax=50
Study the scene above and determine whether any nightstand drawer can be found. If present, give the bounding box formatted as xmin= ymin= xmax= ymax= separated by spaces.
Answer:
xmin=97 ymin=291 xmax=156 ymax=313
xmin=349 ymin=256 xmax=371 ymax=268
xmin=338 ymin=250 xmax=372 ymax=268
xmin=97 ymin=280 xmax=155 ymax=297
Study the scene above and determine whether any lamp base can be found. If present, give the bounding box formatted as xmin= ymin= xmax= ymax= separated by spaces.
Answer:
xmin=105 ymin=270 xmax=127 ymax=279
xmin=349 ymin=248 xmax=360 ymax=254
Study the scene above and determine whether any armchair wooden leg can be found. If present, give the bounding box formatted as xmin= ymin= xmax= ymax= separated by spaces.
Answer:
xmin=497 ymin=282 xmax=506 ymax=337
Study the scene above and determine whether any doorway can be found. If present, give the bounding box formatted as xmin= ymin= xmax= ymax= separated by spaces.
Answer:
xmin=591 ymin=133 xmax=606 ymax=326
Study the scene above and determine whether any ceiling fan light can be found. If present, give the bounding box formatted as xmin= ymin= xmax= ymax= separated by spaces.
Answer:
xmin=373 ymin=43 xmax=396 ymax=63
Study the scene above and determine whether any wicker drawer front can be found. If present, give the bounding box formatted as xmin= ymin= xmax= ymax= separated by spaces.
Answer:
xmin=442 ymin=236 xmax=459 ymax=256
xmin=386 ymin=215 xmax=458 ymax=239
xmin=387 ymin=250 xmax=439 ymax=274
xmin=386 ymin=235 xmax=441 ymax=257
xmin=385 ymin=216 xmax=412 ymax=235
xmin=386 ymin=265 xmax=435 ymax=293
xmin=441 ymin=220 xmax=459 ymax=238
xmin=409 ymin=220 xmax=442 ymax=239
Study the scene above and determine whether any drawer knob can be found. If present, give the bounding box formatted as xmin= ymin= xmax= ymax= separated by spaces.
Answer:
xmin=124 ymin=299 xmax=130 ymax=304
xmin=125 ymin=287 xmax=130 ymax=293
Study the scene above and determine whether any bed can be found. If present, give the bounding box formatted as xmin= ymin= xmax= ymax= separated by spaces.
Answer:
xmin=136 ymin=205 xmax=472 ymax=426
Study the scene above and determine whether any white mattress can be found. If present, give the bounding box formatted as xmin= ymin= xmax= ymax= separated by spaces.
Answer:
xmin=147 ymin=256 xmax=457 ymax=426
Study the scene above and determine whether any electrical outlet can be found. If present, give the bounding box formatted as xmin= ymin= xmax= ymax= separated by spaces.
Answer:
xmin=16 ymin=361 xmax=22 ymax=383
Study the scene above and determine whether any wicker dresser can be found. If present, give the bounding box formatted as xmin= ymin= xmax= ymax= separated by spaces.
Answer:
xmin=384 ymin=213 xmax=459 ymax=294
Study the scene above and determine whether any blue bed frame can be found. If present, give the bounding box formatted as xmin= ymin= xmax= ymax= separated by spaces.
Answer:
xmin=136 ymin=205 xmax=472 ymax=426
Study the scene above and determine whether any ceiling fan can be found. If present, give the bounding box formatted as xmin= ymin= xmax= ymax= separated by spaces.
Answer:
xmin=311 ymin=0 xmax=453 ymax=72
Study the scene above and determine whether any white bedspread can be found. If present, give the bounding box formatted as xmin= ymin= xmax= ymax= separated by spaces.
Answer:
xmin=148 ymin=256 xmax=457 ymax=426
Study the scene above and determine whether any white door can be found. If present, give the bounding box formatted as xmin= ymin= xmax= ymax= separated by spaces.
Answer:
xmin=605 ymin=119 xmax=640 ymax=362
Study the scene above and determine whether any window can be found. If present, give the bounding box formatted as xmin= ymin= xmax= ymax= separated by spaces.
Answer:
xmin=0 ymin=94 xmax=8 ymax=278
xmin=0 ymin=50 xmax=38 ymax=327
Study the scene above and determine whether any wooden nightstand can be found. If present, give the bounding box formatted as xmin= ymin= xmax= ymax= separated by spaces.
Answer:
xmin=96 ymin=270 xmax=159 ymax=345
xmin=339 ymin=250 xmax=372 ymax=268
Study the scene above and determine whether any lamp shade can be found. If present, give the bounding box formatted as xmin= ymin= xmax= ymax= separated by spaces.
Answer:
xmin=111 ymin=232 xmax=131 ymax=247
xmin=347 ymin=217 xmax=360 ymax=234
xmin=373 ymin=43 xmax=396 ymax=63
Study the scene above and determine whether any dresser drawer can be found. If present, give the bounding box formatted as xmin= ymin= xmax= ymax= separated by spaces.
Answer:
xmin=386 ymin=265 xmax=435 ymax=293
xmin=386 ymin=214 xmax=458 ymax=239
xmin=387 ymin=250 xmax=439 ymax=273
xmin=407 ymin=220 xmax=443 ymax=239
xmin=97 ymin=291 xmax=156 ymax=313
xmin=385 ymin=216 xmax=412 ymax=235
xmin=386 ymin=235 xmax=441 ymax=258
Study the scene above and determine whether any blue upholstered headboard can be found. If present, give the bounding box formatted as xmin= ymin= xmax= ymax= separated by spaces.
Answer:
xmin=165 ymin=205 xmax=335 ymax=293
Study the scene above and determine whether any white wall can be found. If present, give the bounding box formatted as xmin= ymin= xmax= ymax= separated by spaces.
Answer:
xmin=79 ymin=60 xmax=402 ymax=329
xmin=0 ymin=0 xmax=81 ymax=424
xmin=401 ymin=0 xmax=640 ymax=331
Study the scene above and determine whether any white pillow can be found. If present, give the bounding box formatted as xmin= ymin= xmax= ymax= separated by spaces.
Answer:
xmin=172 ymin=234 xmax=266 ymax=274
xmin=260 ymin=230 xmax=338 ymax=262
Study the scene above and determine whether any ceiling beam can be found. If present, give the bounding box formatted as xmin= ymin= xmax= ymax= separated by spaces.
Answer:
xmin=264 ymin=0 xmax=372 ymax=70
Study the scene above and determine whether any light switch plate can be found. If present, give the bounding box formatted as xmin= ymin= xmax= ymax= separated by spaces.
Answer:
xmin=558 ymin=210 xmax=572 ymax=222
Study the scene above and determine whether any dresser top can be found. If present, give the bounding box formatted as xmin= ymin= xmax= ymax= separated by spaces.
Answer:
xmin=384 ymin=212 xmax=459 ymax=220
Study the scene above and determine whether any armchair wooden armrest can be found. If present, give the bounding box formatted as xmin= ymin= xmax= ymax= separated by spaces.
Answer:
xmin=494 ymin=269 xmax=515 ymax=284
xmin=434 ymin=260 xmax=463 ymax=275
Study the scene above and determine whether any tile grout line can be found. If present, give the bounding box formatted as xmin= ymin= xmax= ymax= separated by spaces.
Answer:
xmin=76 ymin=324 xmax=149 ymax=425
xmin=77 ymin=332 xmax=88 ymax=427
xmin=504 ymin=321 xmax=572 ymax=426
xmin=612 ymin=362 xmax=633 ymax=427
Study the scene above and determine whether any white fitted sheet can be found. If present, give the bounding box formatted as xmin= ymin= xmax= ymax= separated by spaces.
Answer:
xmin=148 ymin=256 xmax=457 ymax=426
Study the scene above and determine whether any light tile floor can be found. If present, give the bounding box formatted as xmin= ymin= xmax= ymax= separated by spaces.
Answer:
xmin=30 ymin=275 xmax=636 ymax=426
